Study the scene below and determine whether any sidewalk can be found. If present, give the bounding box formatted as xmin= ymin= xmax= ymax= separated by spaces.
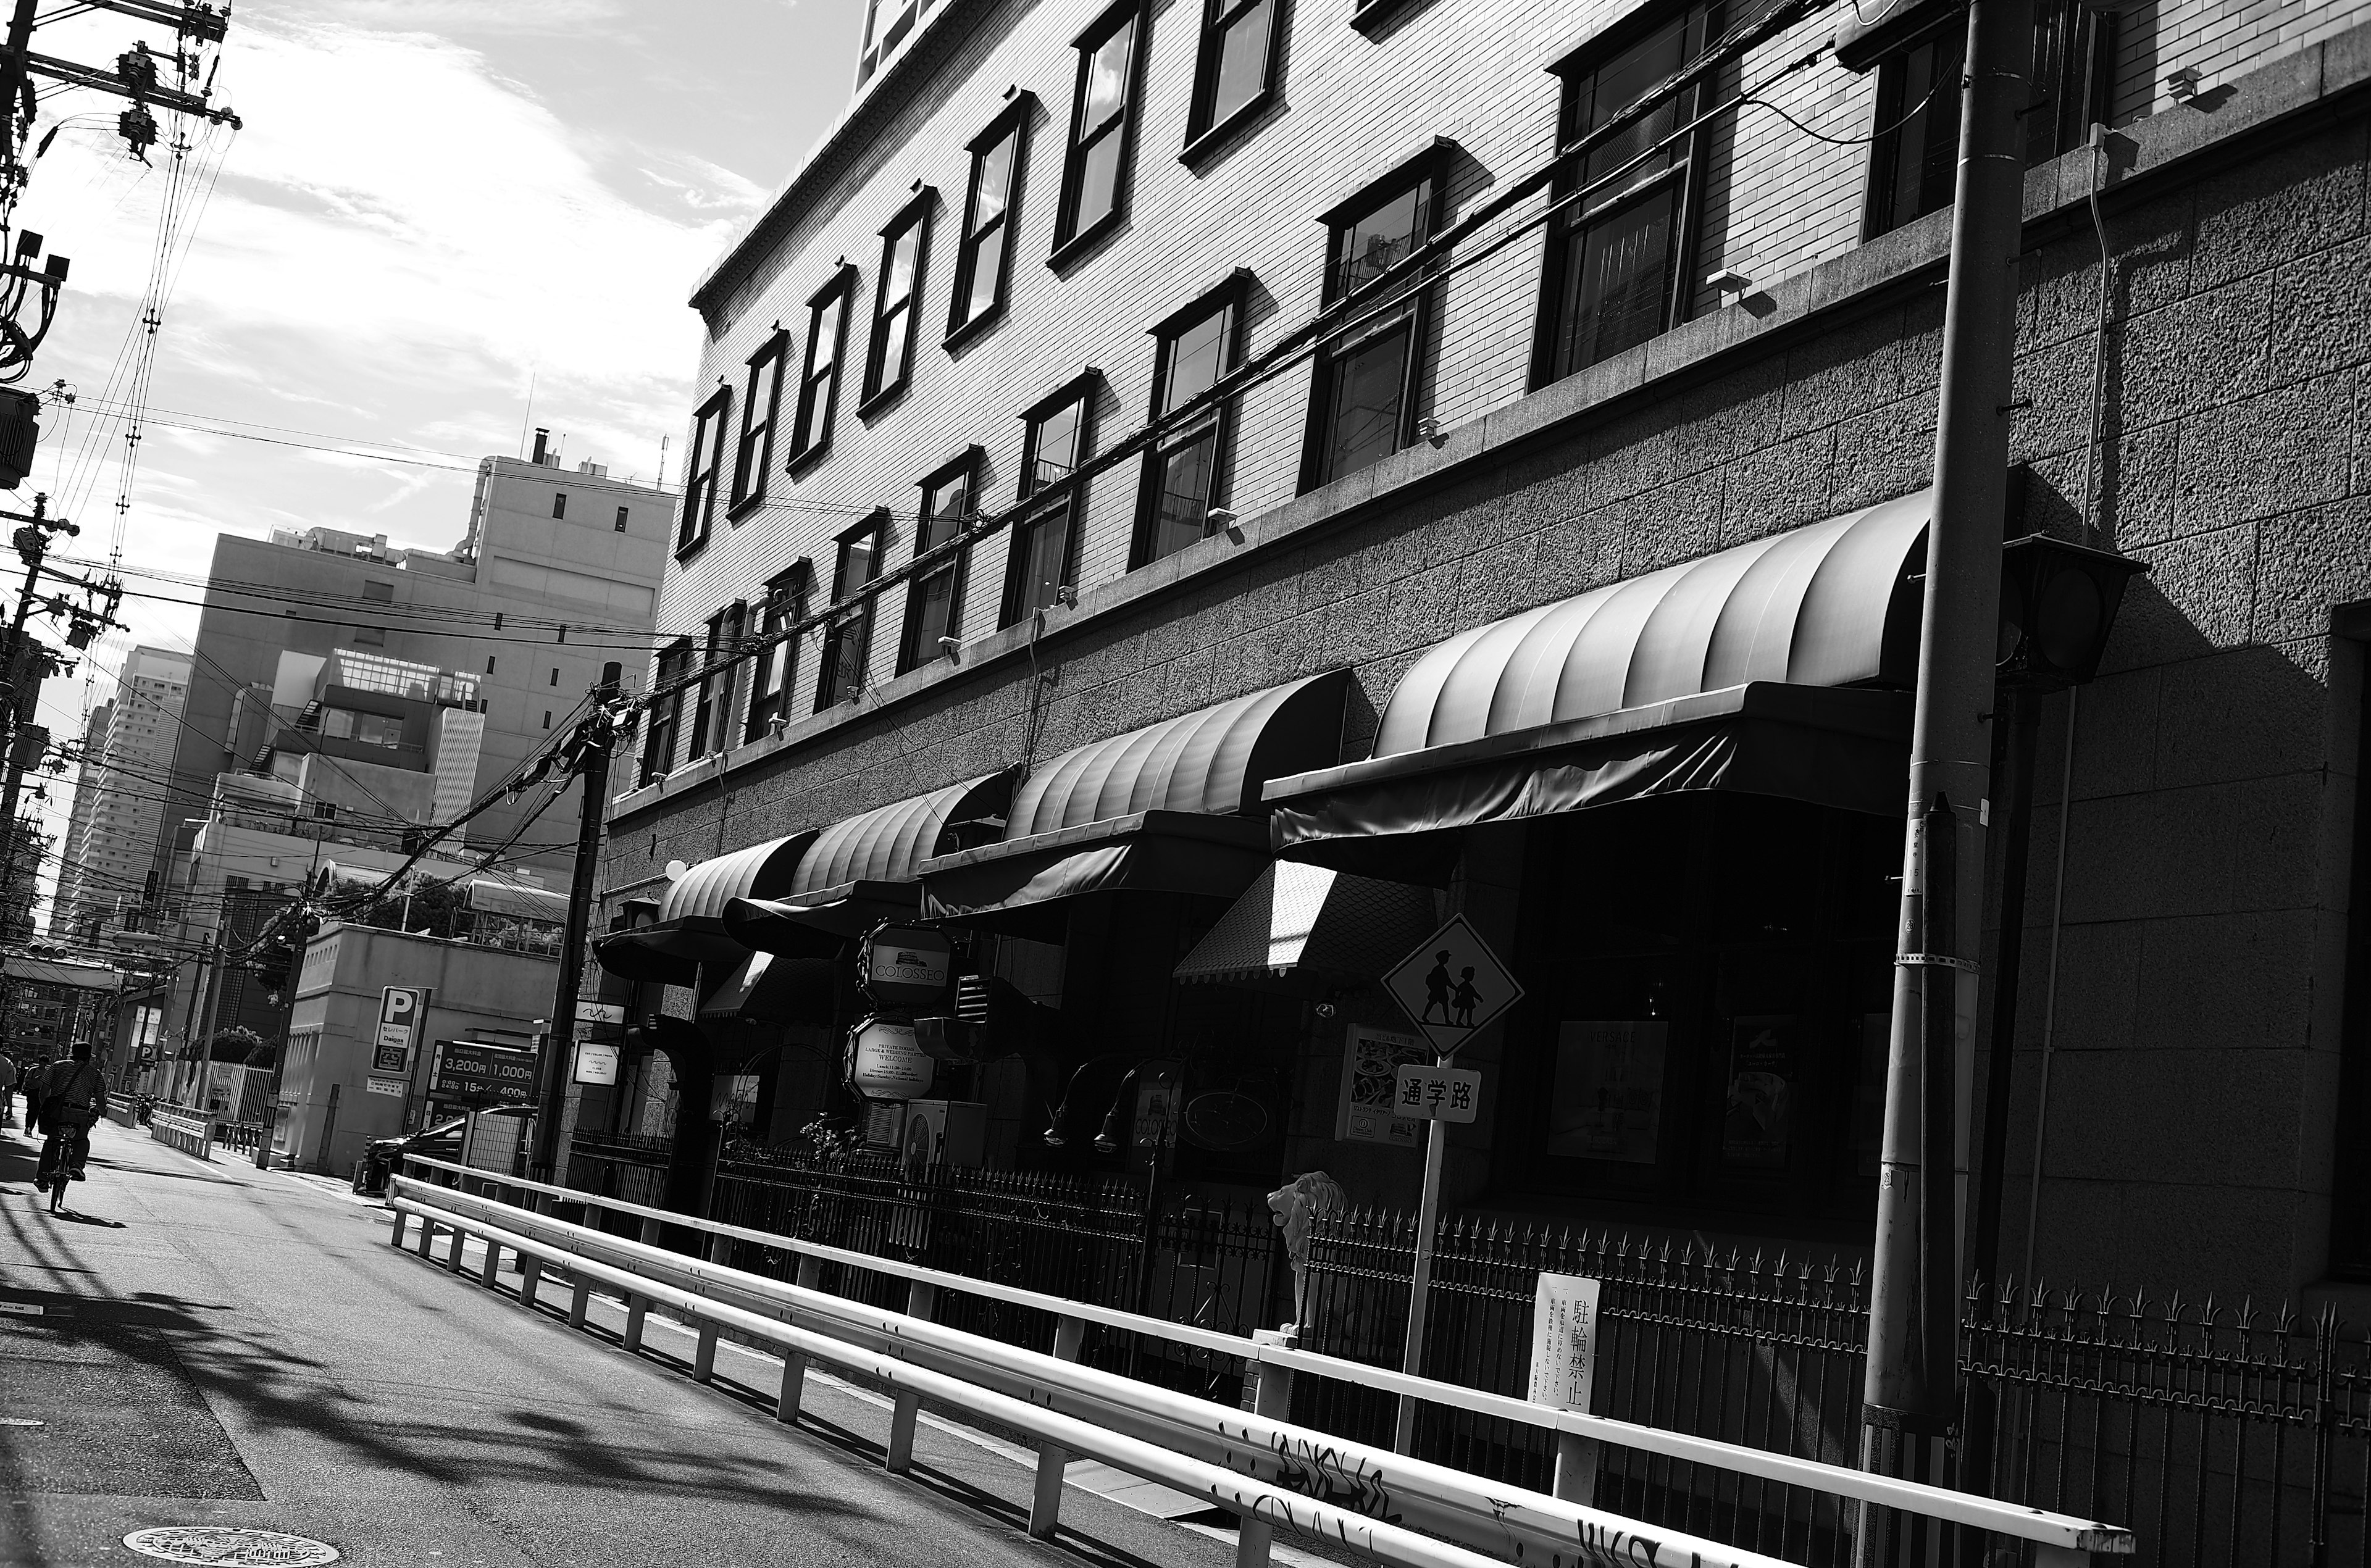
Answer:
xmin=0 ymin=1117 xmax=1319 ymax=1568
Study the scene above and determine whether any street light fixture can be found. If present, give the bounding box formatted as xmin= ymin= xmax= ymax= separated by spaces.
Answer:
xmin=1995 ymin=533 xmax=2150 ymax=691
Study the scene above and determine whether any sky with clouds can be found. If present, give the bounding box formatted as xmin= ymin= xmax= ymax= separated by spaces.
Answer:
xmin=7 ymin=0 xmax=863 ymax=917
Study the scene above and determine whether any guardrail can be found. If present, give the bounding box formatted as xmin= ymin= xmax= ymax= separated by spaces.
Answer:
xmin=148 ymin=1104 xmax=210 ymax=1160
xmin=390 ymin=1157 xmax=2131 ymax=1568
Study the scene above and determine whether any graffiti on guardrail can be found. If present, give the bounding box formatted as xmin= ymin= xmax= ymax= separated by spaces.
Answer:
xmin=1265 ymin=1431 xmax=1397 ymax=1523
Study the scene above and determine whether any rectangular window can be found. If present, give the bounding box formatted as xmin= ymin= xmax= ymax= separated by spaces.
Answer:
xmin=1135 ymin=279 xmax=1245 ymax=567
xmin=614 ymin=506 xmax=629 ymax=532
xmin=640 ymin=640 xmax=693 ymax=784
xmin=948 ymin=106 xmax=1029 ymax=341
xmin=362 ymin=580 xmax=394 ymax=603
xmin=1305 ymin=157 xmax=1442 ymax=491
xmin=817 ymin=512 xmax=885 ymax=711
xmin=1186 ymin=0 xmax=1281 ymax=150
xmin=688 ymin=603 xmax=745 ymax=761
xmin=1055 ymin=1 xmax=1144 ymax=255
xmin=731 ymin=329 xmax=789 ymax=513
xmin=353 ymin=625 xmax=385 ymax=647
xmin=550 ymin=668 xmax=559 ymax=686
xmin=900 ymin=449 xmax=978 ymax=673
xmin=679 ymin=387 xmax=731 ymax=553
xmin=1004 ymin=377 xmax=1093 ymax=626
xmin=1535 ymin=7 xmax=1712 ymax=387
xmin=1865 ymin=2 xmax=2112 ymax=238
xmin=864 ymin=197 xmax=932 ymax=410
xmin=552 ymin=492 xmax=567 ymax=520
xmin=745 ymin=562 xmax=811 ymax=743
xmin=790 ymin=267 xmax=855 ymax=467
xmin=543 ymin=710 xmax=553 ymax=730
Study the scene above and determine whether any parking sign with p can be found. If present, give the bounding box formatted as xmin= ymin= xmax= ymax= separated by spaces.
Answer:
xmin=375 ymin=986 xmax=428 ymax=1074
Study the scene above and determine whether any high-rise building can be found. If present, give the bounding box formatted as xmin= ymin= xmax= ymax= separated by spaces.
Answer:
xmin=52 ymin=647 xmax=189 ymax=940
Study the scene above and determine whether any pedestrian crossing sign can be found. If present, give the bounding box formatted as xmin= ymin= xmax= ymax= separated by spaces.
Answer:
xmin=1381 ymin=914 xmax=1523 ymax=1056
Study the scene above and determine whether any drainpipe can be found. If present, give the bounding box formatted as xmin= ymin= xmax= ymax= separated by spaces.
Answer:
xmin=1860 ymin=0 xmax=2033 ymax=1532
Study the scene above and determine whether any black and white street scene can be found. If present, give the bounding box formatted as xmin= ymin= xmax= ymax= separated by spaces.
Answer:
xmin=2 ymin=0 xmax=2367 ymax=1564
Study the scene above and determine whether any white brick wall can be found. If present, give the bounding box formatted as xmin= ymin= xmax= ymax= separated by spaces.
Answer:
xmin=645 ymin=0 xmax=2369 ymax=778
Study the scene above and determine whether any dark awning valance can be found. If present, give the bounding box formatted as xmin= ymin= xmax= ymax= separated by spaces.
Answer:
xmin=1265 ymin=495 xmax=1930 ymax=874
xmin=1173 ymin=861 xmax=1439 ymax=997
xmin=921 ymin=811 xmax=1271 ymax=927
xmin=727 ymin=771 xmax=1013 ymax=945
xmin=697 ymin=949 xmax=840 ymax=1022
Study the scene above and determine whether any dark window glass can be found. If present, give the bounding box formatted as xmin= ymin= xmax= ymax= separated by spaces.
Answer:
xmin=640 ymin=640 xmax=693 ymax=783
xmin=679 ymin=388 xmax=731 ymax=551
xmin=791 ymin=270 xmax=853 ymax=463
xmin=1004 ymin=386 xmax=1090 ymax=626
xmin=1058 ymin=4 xmax=1141 ymax=249
xmin=1307 ymin=169 xmax=1436 ymax=490
xmin=688 ymin=603 xmax=743 ymax=761
xmin=1137 ymin=290 xmax=1239 ymax=566
xmin=732 ymin=330 xmax=788 ymax=511
xmin=817 ymin=515 xmax=884 ymax=710
xmin=951 ymin=115 xmax=1024 ymax=335
xmin=1536 ymin=9 xmax=1708 ymax=386
xmin=900 ymin=456 xmax=974 ymax=672
xmin=866 ymin=201 xmax=930 ymax=406
xmin=1188 ymin=0 xmax=1279 ymax=144
xmin=745 ymin=564 xmax=809 ymax=743
xmin=614 ymin=506 xmax=629 ymax=532
xmin=551 ymin=493 xmax=567 ymax=520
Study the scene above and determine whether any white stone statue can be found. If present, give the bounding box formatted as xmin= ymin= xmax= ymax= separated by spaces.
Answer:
xmin=1266 ymin=1170 xmax=1347 ymax=1331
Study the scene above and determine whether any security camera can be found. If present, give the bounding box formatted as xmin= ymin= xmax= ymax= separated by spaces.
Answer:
xmin=1208 ymin=507 xmax=1244 ymax=544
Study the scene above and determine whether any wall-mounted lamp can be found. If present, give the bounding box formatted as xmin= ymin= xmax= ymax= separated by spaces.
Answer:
xmin=1705 ymin=267 xmax=1754 ymax=298
xmin=1208 ymin=506 xmax=1244 ymax=544
xmin=1415 ymin=416 xmax=1444 ymax=447
xmin=2165 ymin=66 xmax=2202 ymax=101
xmin=1054 ymin=583 xmax=1078 ymax=607
xmin=937 ymin=635 xmax=962 ymax=661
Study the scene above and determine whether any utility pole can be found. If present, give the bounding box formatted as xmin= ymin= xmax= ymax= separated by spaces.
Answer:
xmin=1859 ymin=0 xmax=2032 ymax=1533
xmin=530 ymin=663 xmax=622 ymax=1188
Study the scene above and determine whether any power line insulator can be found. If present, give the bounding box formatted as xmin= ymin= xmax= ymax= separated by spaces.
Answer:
xmin=117 ymin=106 xmax=159 ymax=161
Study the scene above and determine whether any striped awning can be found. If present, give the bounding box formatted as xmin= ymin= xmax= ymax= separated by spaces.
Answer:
xmin=724 ymin=772 xmax=1013 ymax=946
xmin=657 ymin=833 xmax=821 ymax=925
xmin=1172 ymin=862 xmax=1438 ymax=996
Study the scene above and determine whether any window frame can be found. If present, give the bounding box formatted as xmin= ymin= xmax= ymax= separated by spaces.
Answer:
xmin=1132 ymin=271 xmax=1250 ymax=570
xmin=640 ymin=638 xmax=695 ymax=785
xmin=1182 ymin=0 xmax=1285 ymax=163
xmin=730 ymin=328 xmax=790 ymax=518
xmin=1300 ymin=144 xmax=1449 ymax=494
xmin=947 ymin=99 xmax=1034 ymax=348
xmin=1052 ymin=0 xmax=1149 ymax=265
xmin=816 ymin=509 xmax=887 ymax=712
xmin=789 ymin=265 xmax=857 ymax=472
xmin=898 ymin=446 xmax=983 ymax=675
xmin=677 ymin=385 xmax=732 ymax=556
xmin=744 ymin=561 xmax=812 ymax=744
xmin=1529 ymin=3 xmax=1717 ymax=392
xmin=688 ymin=602 xmax=746 ymax=762
xmin=1002 ymin=370 xmax=1098 ymax=628
xmin=861 ymin=193 xmax=935 ymax=415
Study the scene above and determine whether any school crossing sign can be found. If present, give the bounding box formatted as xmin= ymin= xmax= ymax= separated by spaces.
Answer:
xmin=1381 ymin=914 xmax=1523 ymax=1057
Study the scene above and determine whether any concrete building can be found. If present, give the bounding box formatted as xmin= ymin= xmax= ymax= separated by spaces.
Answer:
xmin=54 ymin=646 xmax=191 ymax=940
xmin=596 ymin=0 xmax=2371 ymax=1317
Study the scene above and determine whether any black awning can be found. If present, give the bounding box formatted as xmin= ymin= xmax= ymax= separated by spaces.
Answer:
xmin=1266 ymin=683 xmax=1912 ymax=877
xmin=696 ymin=949 xmax=841 ymax=1022
xmin=590 ymin=916 xmax=744 ymax=988
xmin=919 ymin=811 xmax=1271 ymax=927
xmin=1173 ymin=861 xmax=1439 ymax=998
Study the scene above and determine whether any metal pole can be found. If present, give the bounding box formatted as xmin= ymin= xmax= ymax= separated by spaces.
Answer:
xmin=1861 ymin=0 xmax=2030 ymax=1501
xmin=0 ymin=0 xmax=38 ymax=174
xmin=1392 ymin=1053 xmax=1449 ymax=1456
xmin=530 ymin=663 xmax=621 ymax=1186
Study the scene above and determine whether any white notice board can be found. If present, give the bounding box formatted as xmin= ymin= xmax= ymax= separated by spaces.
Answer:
xmin=1526 ymin=1272 xmax=1602 ymax=1413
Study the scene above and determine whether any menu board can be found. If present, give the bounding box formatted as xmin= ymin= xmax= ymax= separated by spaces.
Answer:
xmin=1336 ymin=1024 xmax=1429 ymax=1148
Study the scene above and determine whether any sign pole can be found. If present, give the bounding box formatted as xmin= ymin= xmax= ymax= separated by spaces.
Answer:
xmin=1393 ymin=1048 xmax=1450 ymax=1456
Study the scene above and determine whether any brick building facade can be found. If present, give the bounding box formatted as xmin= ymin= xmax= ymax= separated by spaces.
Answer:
xmin=598 ymin=0 xmax=2371 ymax=1305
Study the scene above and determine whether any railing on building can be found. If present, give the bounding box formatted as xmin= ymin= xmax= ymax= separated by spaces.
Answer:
xmin=1294 ymin=1207 xmax=2371 ymax=1568
xmin=565 ymin=1129 xmax=670 ymax=1216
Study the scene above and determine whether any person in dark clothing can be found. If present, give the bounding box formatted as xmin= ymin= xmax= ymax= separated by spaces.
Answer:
xmin=33 ymin=1045 xmax=107 ymax=1193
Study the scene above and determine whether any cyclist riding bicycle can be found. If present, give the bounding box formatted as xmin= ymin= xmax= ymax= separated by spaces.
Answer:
xmin=33 ymin=1044 xmax=107 ymax=1201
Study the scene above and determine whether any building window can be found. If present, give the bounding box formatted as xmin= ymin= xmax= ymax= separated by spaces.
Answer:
xmin=353 ymin=625 xmax=385 ymax=646
xmin=899 ymin=448 xmax=979 ymax=673
xmin=543 ymin=710 xmax=553 ymax=730
xmin=641 ymin=640 xmax=693 ymax=784
xmin=1054 ymin=0 xmax=1145 ymax=258
xmin=1534 ymin=6 xmax=1713 ymax=388
xmin=1003 ymin=375 xmax=1094 ymax=627
xmin=688 ymin=603 xmax=746 ymax=761
xmin=614 ymin=506 xmax=629 ymax=532
xmin=863 ymin=196 xmax=932 ymax=412
xmin=948 ymin=104 xmax=1030 ymax=343
xmin=731 ymin=328 xmax=790 ymax=514
xmin=362 ymin=580 xmax=394 ymax=603
xmin=1304 ymin=152 xmax=1444 ymax=491
xmin=745 ymin=562 xmax=811 ymax=743
xmin=816 ymin=512 xmax=885 ymax=711
xmin=858 ymin=0 xmax=943 ymax=86
xmin=485 ymin=656 xmax=496 ymax=675
xmin=790 ymin=267 xmax=855 ymax=467
xmin=552 ymin=493 xmax=567 ymax=520
xmin=1134 ymin=275 xmax=1246 ymax=568
xmin=322 ymin=708 xmax=403 ymax=749
xmin=1185 ymin=0 xmax=1282 ymax=153
xmin=549 ymin=668 xmax=559 ymax=686
xmin=1865 ymin=2 xmax=2112 ymax=237
xmin=679 ymin=386 xmax=731 ymax=554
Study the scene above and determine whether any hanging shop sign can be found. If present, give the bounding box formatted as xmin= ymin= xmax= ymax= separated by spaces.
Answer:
xmin=430 ymin=1039 xmax=538 ymax=1107
xmin=860 ymin=925 xmax=955 ymax=1009
xmin=846 ymin=1016 xmax=935 ymax=1099
xmin=1392 ymin=1062 xmax=1483 ymax=1124
xmin=374 ymin=986 xmax=430 ymax=1074
xmin=1381 ymin=915 xmax=1523 ymax=1056
xmin=572 ymin=1039 xmax=621 ymax=1086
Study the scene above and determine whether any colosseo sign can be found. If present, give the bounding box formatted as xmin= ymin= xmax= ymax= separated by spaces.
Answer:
xmin=845 ymin=1017 xmax=934 ymax=1099
xmin=860 ymin=924 xmax=953 ymax=1009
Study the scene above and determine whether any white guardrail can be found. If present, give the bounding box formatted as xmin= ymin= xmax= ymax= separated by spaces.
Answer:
xmin=388 ymin=1158 xmax=2133 ymax=1568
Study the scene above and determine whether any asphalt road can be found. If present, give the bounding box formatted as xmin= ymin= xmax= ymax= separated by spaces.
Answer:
xmin=0 ymin=1117 xmax=1305 ymax=1568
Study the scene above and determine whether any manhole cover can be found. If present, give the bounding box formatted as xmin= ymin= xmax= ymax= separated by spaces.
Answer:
xmin=123 ymin=1527 xmax=340 ymax=1565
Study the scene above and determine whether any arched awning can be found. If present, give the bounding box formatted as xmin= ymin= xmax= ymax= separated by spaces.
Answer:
xmin=1172 ymin=862 xmax=1439 ymax=998
xmin=1266 ymin=494 xmax=1931 ymax=875
xmin=725 ymin=771 xmax=1013 ymax=946
xmin=593 ymin=832 xmax=820 ymax=986
xmin=659 ymin=833 xmax=819 ymax=924
xmin=921 ymin=670 xmax=1350 ymax=925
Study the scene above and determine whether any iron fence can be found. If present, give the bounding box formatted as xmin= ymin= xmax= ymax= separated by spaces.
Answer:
xmin=1294 ymin=1208 xmax=2371 ymax=1568
xmin=566 ymin=1131 xmax=669 ymax=1223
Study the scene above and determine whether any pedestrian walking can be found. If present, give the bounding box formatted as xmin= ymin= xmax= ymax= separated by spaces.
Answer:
xmin=33 ymin=1045 xmax=107 ymax=1199
xmin=0 ymin=1051 xmax=16 ymax=1127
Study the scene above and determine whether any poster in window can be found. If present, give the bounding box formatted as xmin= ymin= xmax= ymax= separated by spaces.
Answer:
xmin=1547 ymin=1020 xmax=1666 ymax=1164
xmin=1721 ymin=1015 xmax=1797 ymax=1169
xmin=1336 ymin=1024 xmax=1428 ymax=1148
